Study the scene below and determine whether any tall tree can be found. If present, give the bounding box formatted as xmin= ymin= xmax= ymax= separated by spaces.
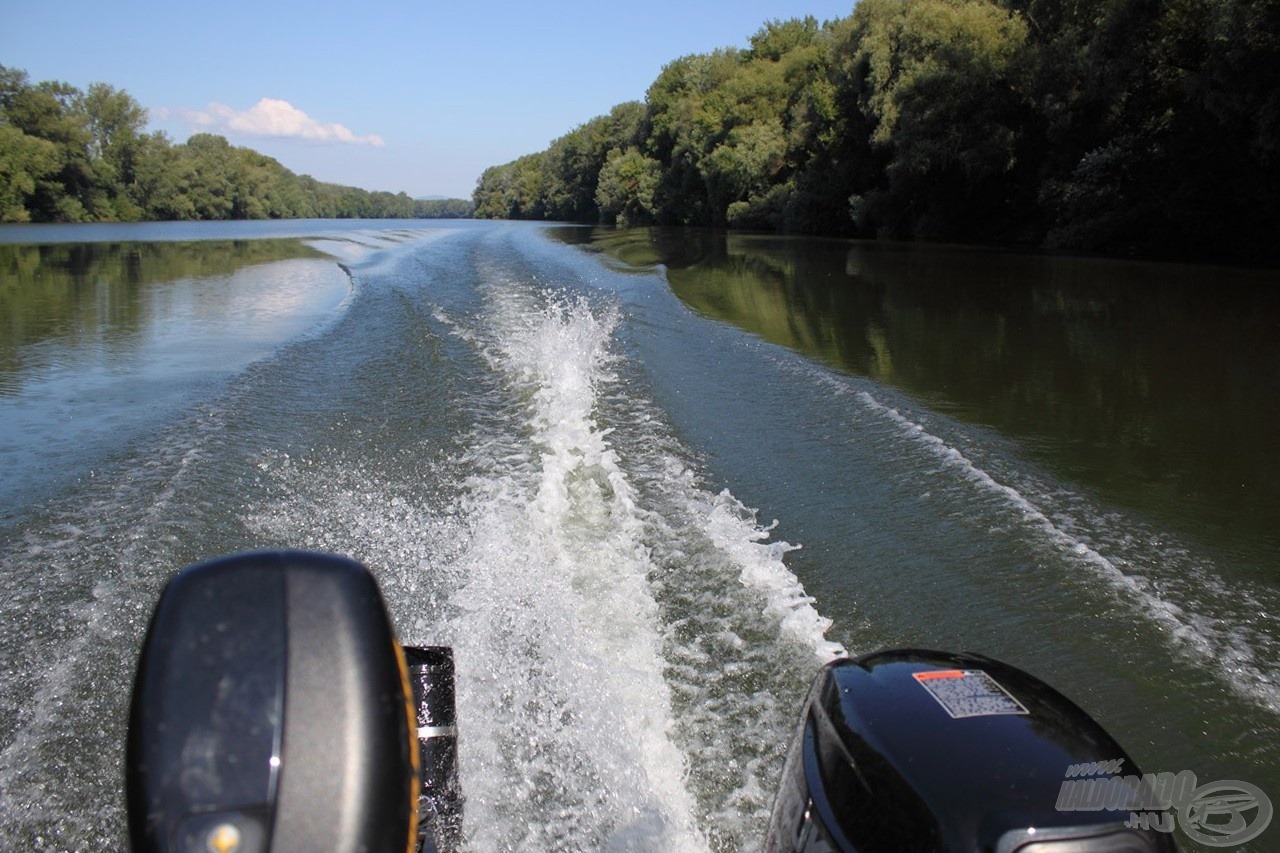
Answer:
xmin=79 ymin=82 xmax=148 ymax=219
xmin=846 ymin=0 xmax=1032 ymax=240
xmin=0 ymin=68 xmax=97 ymax=220
xmin=0 ymin=124 xmax=60 ymax=222
xmin=595 ymin=146 xmax=662 ymax=226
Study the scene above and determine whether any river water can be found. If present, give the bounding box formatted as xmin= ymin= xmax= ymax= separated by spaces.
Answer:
xmin=0 ymin=220 xmax=1276 ymax=851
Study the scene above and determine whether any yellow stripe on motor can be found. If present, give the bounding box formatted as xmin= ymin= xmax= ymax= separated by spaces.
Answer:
xmin=392 ymin=639 xmax=421 ymax=853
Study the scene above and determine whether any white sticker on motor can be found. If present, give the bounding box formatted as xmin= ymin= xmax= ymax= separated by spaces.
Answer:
xmin=913 ymin=669 xmax=1030 ymax=718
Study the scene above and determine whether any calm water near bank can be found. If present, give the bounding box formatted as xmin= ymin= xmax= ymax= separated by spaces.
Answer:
xmin=0 ymin=238 xmax=346 ymax=514
xmin=0 ymin=220 xmax=1276 ymax=851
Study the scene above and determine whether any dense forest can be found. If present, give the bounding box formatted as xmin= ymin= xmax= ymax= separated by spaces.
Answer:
xmin=474 ymin=0 xmax=1280 ymax=262
xmin=0 ymin=65 xmax=472 ymax=223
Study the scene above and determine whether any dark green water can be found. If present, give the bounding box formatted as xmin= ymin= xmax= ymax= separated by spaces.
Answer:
xmin=0 ymin=220 xmax=1276 ymax=851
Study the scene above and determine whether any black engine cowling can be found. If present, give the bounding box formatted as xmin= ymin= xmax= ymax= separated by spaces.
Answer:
xmin=765 ymin=649 xmax=1178 ymax=852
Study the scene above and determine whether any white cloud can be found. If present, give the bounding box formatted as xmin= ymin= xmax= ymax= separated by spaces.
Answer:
xmin=182 ymin=98 xmax=384 ymax=147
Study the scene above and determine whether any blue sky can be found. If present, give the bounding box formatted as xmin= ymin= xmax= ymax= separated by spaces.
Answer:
xmin=2 ymin=1 xmax=856 ymax=199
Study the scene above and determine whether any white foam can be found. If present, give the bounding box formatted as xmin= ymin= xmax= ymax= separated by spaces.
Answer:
xmin=702 ymin=490 xmax=847 ymax=662
xmin=445 ymin=283 xmax=708 ymax=851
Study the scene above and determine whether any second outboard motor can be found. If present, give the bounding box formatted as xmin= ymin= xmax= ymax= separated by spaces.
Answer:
xmin=766 ymin=649 xmax=1178 ymax=852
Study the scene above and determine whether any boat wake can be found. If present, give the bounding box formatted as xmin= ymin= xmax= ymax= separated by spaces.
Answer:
xmin=245 ymin=255 xmax=843 ymax=850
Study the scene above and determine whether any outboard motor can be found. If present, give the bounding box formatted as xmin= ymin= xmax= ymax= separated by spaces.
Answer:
xmin=765 ymin=649 xmax=1178 ymax=852
xmin=126 ymin=551 xmax=462 ymax=853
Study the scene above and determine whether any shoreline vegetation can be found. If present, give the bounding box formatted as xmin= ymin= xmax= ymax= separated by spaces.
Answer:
xmin=474 ymin=0 xmax=1280 ymax=265
xmin=5 ymin=0 xmax=1277 ymax=266
xmin=0 ymin=65 xmax=472 ymax=224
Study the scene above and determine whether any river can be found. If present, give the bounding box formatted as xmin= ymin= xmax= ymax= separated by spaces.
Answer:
xmin=0 ymin=219 xmax=1276 ymax=851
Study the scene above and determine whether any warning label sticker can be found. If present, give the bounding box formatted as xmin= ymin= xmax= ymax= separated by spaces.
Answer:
xmin=912 ymin=669 xmax=1030 ymax=719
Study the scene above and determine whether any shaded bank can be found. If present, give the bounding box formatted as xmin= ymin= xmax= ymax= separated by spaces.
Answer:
xmin=478 ymin=4 xmax=1280 ymax=264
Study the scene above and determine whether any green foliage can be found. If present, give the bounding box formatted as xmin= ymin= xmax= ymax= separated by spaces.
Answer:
xmin=748 ymin=17 xmax=823 ymax=61
xmin=413 ymin=197 xmax=474 ymax=218
xmin=0 ymin=65 xmax=438 ymax=224
xmin=472 ymin=152 xmax=548 ymax=220
xmin=595 ymin=147 xmax=662 ymax=226
xmin=0 ymin=124 xmax=59 ymax=222
xmin=542 ymin=101 xmax=646 ymax=221
xmin=847 ymin=0 xmax=1032 ymax=239
xmin=1026 ymin=0 xmax=1280 ymax=258
xmin=472 ymin=2 xmax=1280 ymax=262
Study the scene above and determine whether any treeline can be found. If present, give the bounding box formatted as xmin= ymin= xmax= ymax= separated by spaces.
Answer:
xmin=474 ymin=0 xmax=1280 ymax=262
xmin=413 ymin=197 xmax=475 ymax=218
xmin=0 ymin=65 xmax=473 ymax=223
